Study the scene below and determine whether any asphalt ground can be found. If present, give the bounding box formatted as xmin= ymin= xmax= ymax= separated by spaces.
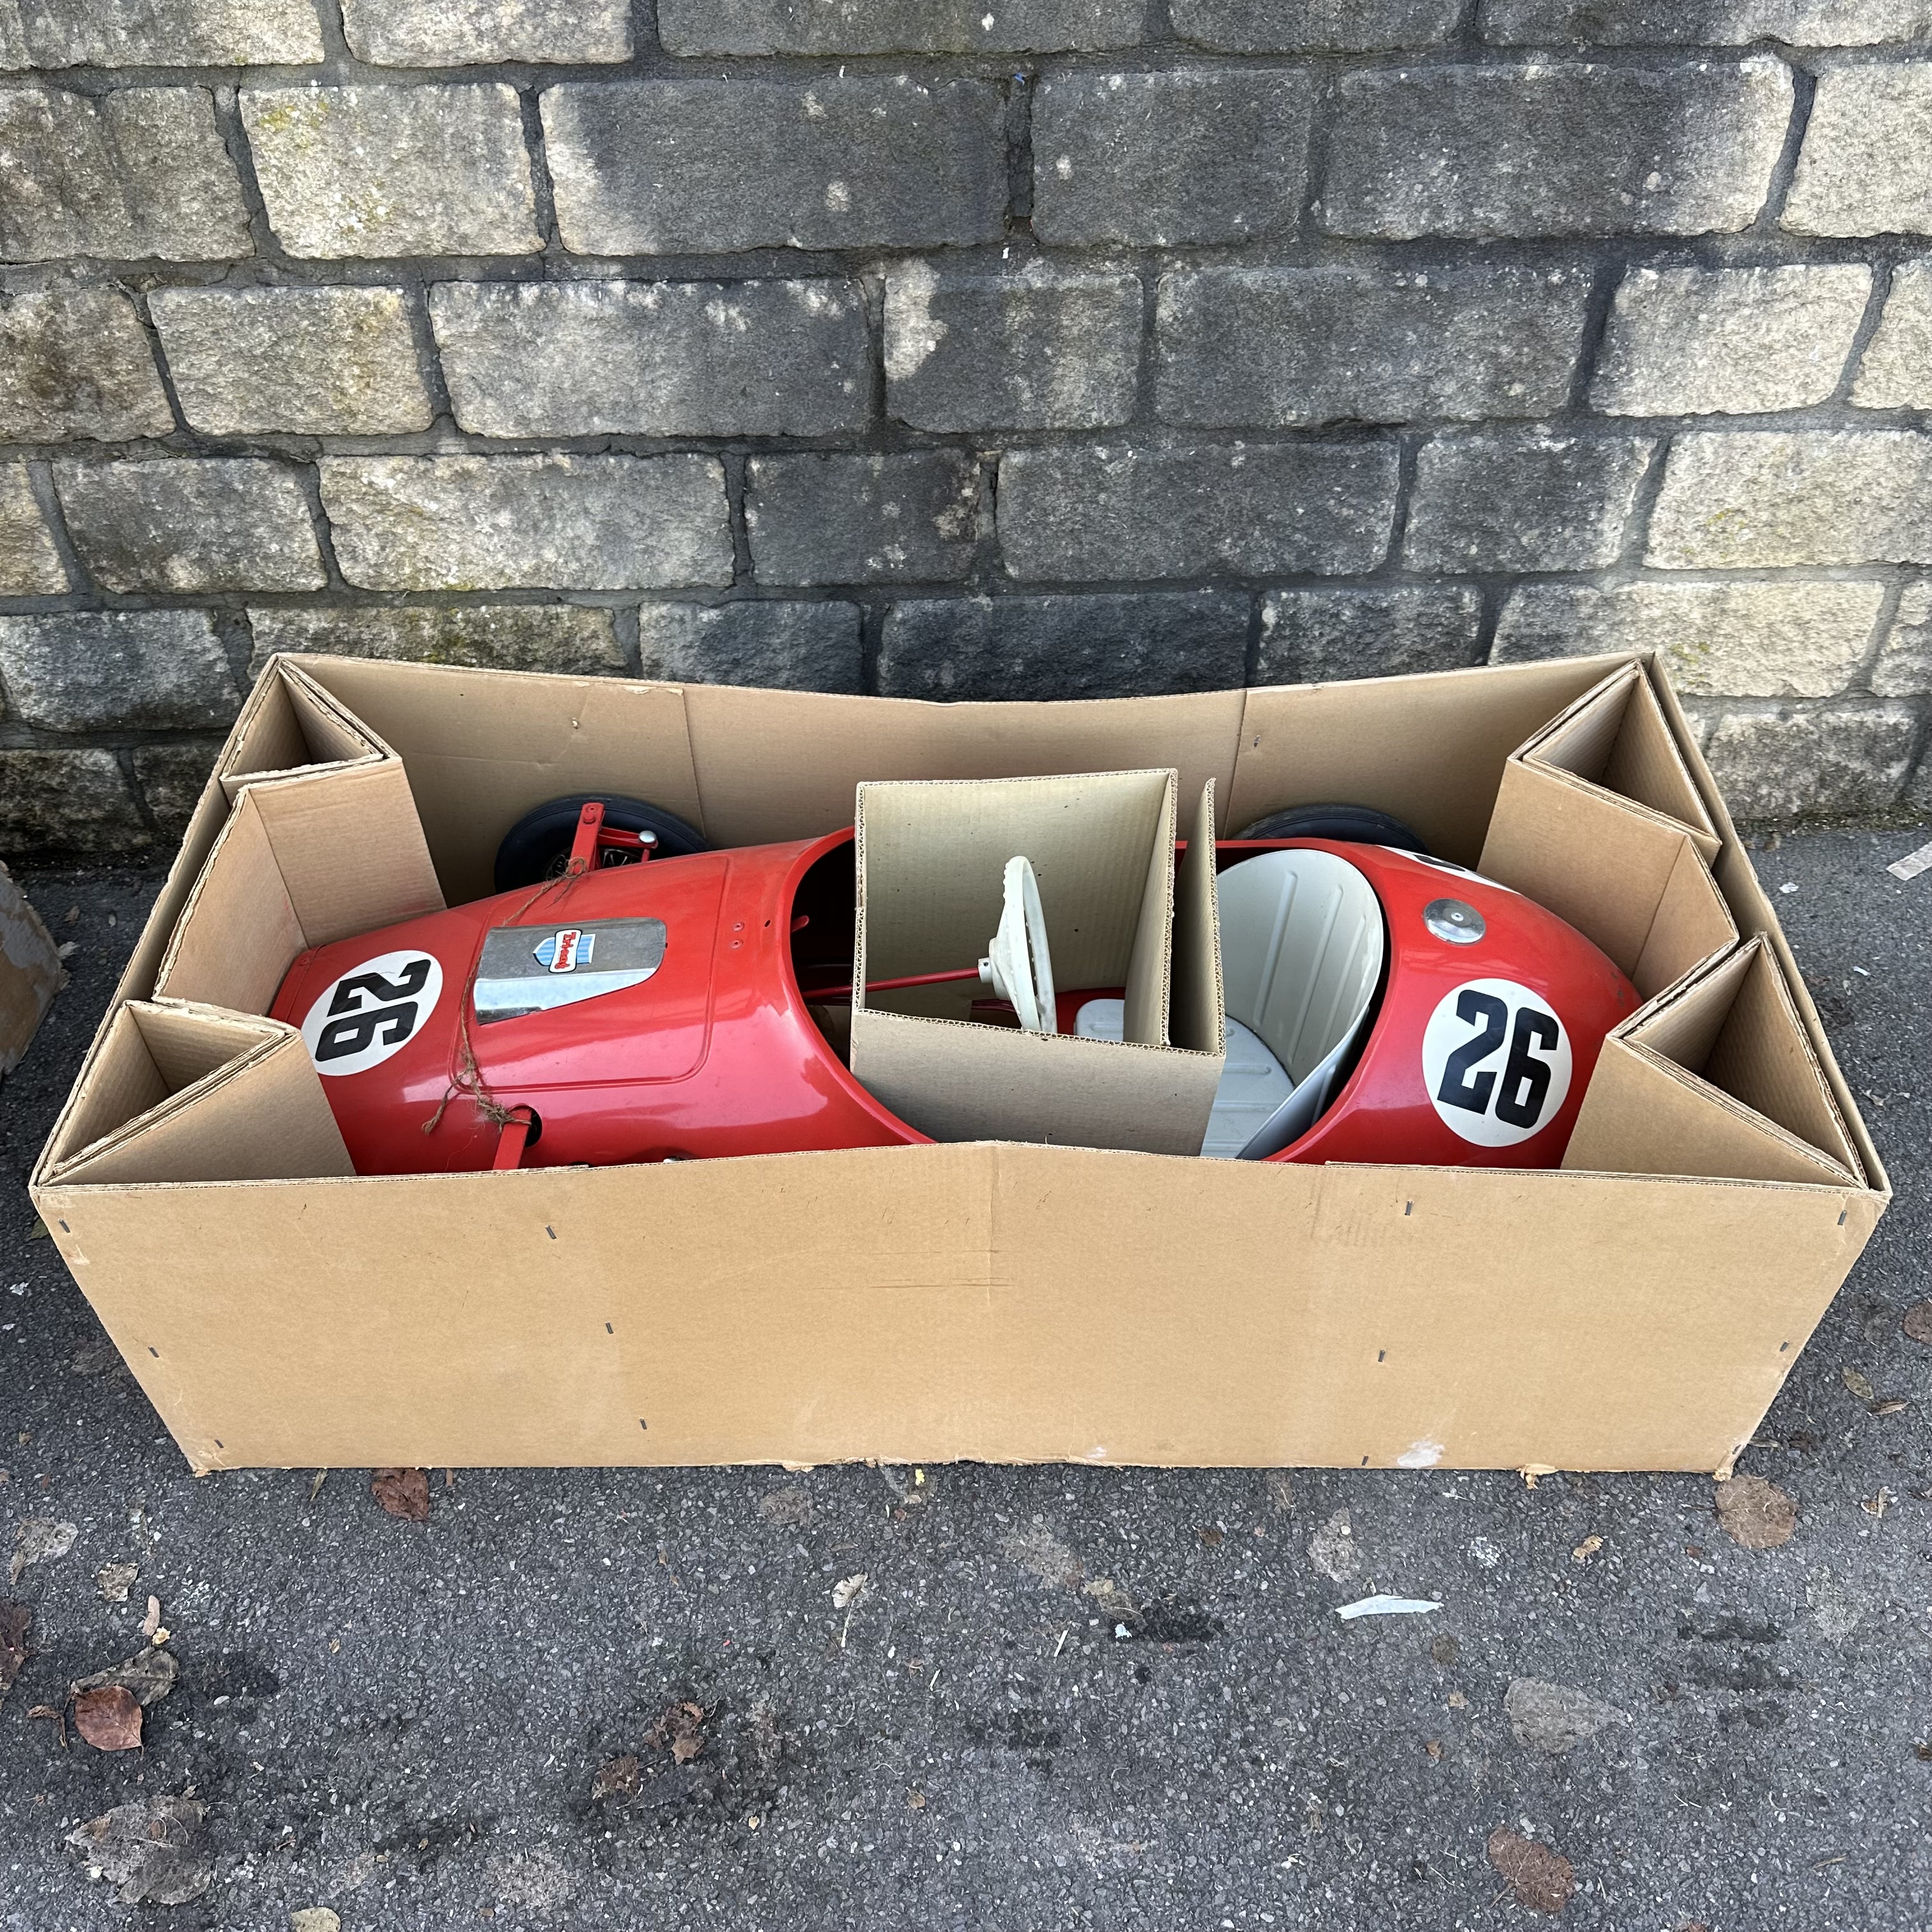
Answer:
xmin=0 ymin=821 xmax=1928 ymax=1931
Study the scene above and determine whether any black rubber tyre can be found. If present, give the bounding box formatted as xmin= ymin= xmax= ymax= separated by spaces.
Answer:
xmin=493 ymin=793 xmax=711 ymax=893
xmin=1232 ymin=802 xmax=1432 ymax=855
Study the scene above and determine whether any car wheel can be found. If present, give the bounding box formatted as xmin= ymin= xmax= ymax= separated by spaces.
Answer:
xmin=1232 ymin=802 xmax=1431 ymax=855
xmin=493 ymin=793 xmax=711 ymax=893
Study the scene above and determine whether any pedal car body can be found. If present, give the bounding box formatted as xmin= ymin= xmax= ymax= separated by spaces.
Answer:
xmin=268 ymin=829 xmax=1636 ymax=1175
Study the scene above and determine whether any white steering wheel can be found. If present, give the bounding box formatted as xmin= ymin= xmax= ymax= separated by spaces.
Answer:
xmin=978 ymin=855 xmax=1057 ymax=1033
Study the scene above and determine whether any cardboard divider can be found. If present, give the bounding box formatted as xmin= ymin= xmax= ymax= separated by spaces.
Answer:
xmin=152 ymin=762 xmax=445 ymax=1016
xmin=1563 ymin=937 xmax=1864 ymax=1187
xmin=41 ymin=1000 xmax=351 ymax=1188
xmin=1478 ymin=760 xmax=1736 ymax=998
xmin=220 ymin=658 xmax=388 ymax=801
xmin=850 ymin=769 xmax=1225 ymax=1154
xmin=1519 ymin=663 xmax=1721 ymax=861
xmin=288 ymin=654 xmax=704 ymax=907
xmin=1170 ymin=779 xmax=1223 ymax=1058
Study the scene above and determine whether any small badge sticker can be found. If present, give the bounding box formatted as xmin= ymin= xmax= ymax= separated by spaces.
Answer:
xmin=533 ymin=928 xmax=594 ymax=973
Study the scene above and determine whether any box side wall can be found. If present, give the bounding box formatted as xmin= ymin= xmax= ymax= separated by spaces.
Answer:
xmin=1227 ymin=652 xmax=1632 ymax=866
xmin=35 ymin=1146 xmax=1878 ymax=1475
xmin=1642 ymin=658 xmax=1890 ymax=1196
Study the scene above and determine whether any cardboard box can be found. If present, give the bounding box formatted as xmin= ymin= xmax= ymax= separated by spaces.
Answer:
xmin=850 ymin=769 xmax=1224 ymax=1154
xmin=31 ymin=650 xmax=1889 ymax=1476
xmin=0 ymin=861 xmax=65 ymax=1077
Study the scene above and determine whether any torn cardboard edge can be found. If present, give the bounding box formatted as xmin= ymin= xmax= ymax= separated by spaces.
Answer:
xmin=0 ymin=861 xmax=65 ymax=1077
xmin=1563 ymin=936 xmax=1865 ymax=1189
xmin=1517 ymin=661 xmax=1721 ymax=861
xmin=850 ymin=769 xmax=1226 ymax=1154
xmin=42 ymin=999 xmax=351 ymax=1190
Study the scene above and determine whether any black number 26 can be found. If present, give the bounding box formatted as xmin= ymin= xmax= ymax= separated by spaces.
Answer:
xmin=1436 ymin=989 xmax=1560 ymax=1129
xmin=315 ymin=959 xmax=431 ymax=1063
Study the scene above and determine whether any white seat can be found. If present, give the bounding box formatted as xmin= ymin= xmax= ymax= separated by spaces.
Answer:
xmin=1213 ymin=850 xmax=1386 ymax=1160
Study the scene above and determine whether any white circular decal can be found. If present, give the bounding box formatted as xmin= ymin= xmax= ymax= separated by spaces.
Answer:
xmin=1421 ymin=977 xmax=1572 ymax=1148
xmin=300 ymin=949 xmax=443 ymax=1078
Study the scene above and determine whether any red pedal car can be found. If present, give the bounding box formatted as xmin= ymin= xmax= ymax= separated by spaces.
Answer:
xmin=268 ymin=795 xmax=1637 ymax=1176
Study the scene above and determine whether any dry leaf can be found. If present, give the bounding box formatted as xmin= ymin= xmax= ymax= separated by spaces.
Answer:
xmin=756 ymin=1485 xmax=813 ymax=1529
xmin=832 ymin=1572 xmax=868 ymax=1611
xmin=1082 ymin=1577 xmax=1138 ymax=1620
xmin=1486 ymin=1827 xmax=1575 ymax=1915
xmin=73 ymin=1684 xmax=142 ymax=1751
xmin=309 ymin=1471 xmax=326 ymax=1502
xmin=27 ymin=1703 xmax=66 ymax=1747
xmin=1714 ymin=1474 xmax=1797 ymax=1551
xmin=1903 ymin=1301 xmax=1932 ymax=1346
xmin=1572 ymin=1535 xmax=1602 ymax=1565
xmin=10 ymin=1517 xmax=77 ymax=1584
xmin=96 ymin=1562 xmax=137 ymax=1603
xmin=1447 ymin=1690 xmax=1468 ymax=1709
xmin=1842 ymin=1365 xmax=1878 ymax=1404
xmin=907 ymin=1788 xmax=926 ymax=1809
xmin=591 ymin=1754 xmax=639 ymax=1800
xmin=1199 ymin=1525 xmax=1224 ymax=1547
xmin=0 ymin=1601 xmax=28 ymax=1700
xmin=1424 ymin=1738 xmax=1442 ymax=1760
xmin=72 ymin=1648 xmax=176 ymax=1708
xmin=139 ymin=1595 xmax=160 ymax=1641
xmin=66 ymin=1795 xmax=211 ymax=1905
xmin=646 ymin=1700 xmax=706 ymax=1764
xmin=371 ymin=1468 xmax=430 ymax=1521
xmin=1874 ymin=1398 xmax=1910 ymax=1416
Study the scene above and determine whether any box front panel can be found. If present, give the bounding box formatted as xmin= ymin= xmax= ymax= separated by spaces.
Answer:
xmin=38 ymin=1146 xmax=1876 ymax=1474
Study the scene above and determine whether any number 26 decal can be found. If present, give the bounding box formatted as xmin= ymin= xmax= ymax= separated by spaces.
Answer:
xmin=300 ymin=949 xmax=443 ymax=1078
xmin=1420 ymin=978 xmax=1572 ymax=1147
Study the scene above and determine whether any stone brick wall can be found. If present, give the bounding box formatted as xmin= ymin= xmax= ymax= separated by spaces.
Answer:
xmin=3 ymin=1 xmax=1931 ymax=857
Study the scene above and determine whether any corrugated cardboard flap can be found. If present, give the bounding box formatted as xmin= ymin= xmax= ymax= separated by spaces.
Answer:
xmin=1480 ymin=761 xmax=1736 ymax=997
xmin=220 ymin=657 xmax=388 ymax=802
xmin=1565 ymin=937 xmax=1864 ymax=1188
xmin=154 ymin=761 xmax=445 ymax=1015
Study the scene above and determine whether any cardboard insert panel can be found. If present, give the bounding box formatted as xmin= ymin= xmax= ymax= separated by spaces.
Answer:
xmin=850 ymin=769 xmax=1225 ymax=1154
xmin=219 ymin=657 xmax=387 ymax=802
xmin=1480 ymin=765 xmax=1736 ymax=998
xmin=1564 ymin=937 xmax=1865 ymax=1188
xmin=31 ymin=649 xmax=1889 ymax=1475
xmin=42 ymin=999 xmax=351 ymax=1188
xmin=153 ymin=762 xmax=444 ymax=1016
xmin=1520 ymin=663 xmax=1721 ymax=860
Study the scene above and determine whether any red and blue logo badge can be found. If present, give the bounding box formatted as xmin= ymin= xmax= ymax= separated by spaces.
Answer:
xmin=533 ymin=928 xmax=593 ymax=973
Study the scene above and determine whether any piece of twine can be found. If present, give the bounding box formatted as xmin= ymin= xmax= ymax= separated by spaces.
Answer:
xmin=422 ymin=861 xmax=589 ymax=1140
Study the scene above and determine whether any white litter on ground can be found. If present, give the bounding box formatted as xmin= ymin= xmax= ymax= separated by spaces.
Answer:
xmin=1336 ymin=1594 xmax=1442 ymax=1620
xmin=1886 ymin=838 xmax=1932 ymax=882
